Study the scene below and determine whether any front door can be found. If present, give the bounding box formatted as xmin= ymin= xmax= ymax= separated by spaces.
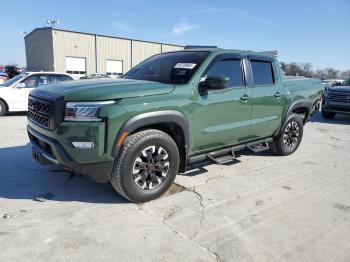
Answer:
xmin=248 ymin=57 xmax=284 ymax=138
xmin=193 ymin=54 xmax=252 ymax=152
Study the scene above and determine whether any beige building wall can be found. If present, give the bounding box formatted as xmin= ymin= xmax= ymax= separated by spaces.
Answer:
xmin=161 ymin=44 xmax=183 ymax=53
xmin=132 ymin=41 xmax=161 ymax=67
xmin=25 ymin=28 xmax=184 ymax=75
xmin=25 ymin=29 xmax=54 ymax=71
xmin=52 ymin=30 xmax=96 ymax=74
xmin=96 ymin=36 xmax=131 ymax=73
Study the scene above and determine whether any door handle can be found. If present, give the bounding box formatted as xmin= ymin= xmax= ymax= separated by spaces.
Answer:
xmin=240 ymin=95 xmax=250 ymax=102
xmin=274 ymin=92 xmax=281 ymax=98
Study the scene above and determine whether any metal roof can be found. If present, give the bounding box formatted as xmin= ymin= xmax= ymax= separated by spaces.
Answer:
xmin=25 ymin=27 xmax=184 ymax=48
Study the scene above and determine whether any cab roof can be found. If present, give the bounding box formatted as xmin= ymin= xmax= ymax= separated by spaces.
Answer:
xmin=169 ymin=47 xmax=277 ymax=58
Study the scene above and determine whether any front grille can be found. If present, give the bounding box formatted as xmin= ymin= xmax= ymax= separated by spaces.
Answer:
xmin=329 ymin=92 xmax=350 ymax=103
xmin=28 ymin=97 xmax=52 ymax=129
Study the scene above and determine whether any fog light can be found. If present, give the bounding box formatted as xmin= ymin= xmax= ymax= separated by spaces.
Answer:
xmin=72 ymin=142 xmax=94 ymax=149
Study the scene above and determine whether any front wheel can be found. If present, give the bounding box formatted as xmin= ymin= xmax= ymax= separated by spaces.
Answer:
xmin=110 ymin=129 xmax=180 ymax=203
xmin=269 ymin=113 xmax=304 ymax=156
xmin=321 ymin=110 xmax=336 ymax=119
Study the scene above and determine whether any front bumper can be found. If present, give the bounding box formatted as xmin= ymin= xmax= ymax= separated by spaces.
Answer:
xmin=322 ymin=99 xmax=350 ymax=114
xmin=28 ymin=126 xmax=113 ymax=183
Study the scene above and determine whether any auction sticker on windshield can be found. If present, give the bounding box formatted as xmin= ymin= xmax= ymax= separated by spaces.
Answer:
xmin=174 ymin=63 xmax=197 ymax=69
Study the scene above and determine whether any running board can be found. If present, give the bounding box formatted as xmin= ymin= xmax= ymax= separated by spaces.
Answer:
xmin=246 ymin=143 xmax=270 ymax=153
xmin=207 ymin=148 xmax=236 ymax=164
xmin=187 ymin=137 xmax=273 ymax=165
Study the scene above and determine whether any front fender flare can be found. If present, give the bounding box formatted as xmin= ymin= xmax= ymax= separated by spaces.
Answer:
xmin=112 ymin=110 xmax=190 ymax=158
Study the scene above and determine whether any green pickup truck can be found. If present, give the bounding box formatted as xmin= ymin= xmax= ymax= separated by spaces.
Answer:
xmin=27 ymin=48 xmax=322 ymax=202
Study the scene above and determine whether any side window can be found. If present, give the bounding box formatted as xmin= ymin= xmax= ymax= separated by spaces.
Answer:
xmin=49 ymin=75 xmax=72 ymax=83
xmin=37 ymin=75 xmax=49 ymax=86
xmin=58 ymin=75 xmax=73 ymax=82
xmin=21 ymin=75 xmax=38 ymax=88
xmin=206 ymin=59 xmax=243 ymax=87
xmin=250 ymin=60 xmax=275 ymax=85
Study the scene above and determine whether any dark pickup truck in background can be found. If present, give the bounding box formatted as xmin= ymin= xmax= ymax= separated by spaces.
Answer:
xmin=322 ymin=78 xmax=350 ymax=119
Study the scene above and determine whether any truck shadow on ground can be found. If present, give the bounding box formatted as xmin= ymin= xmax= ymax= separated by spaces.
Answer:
xmin=182 ymin=156 xmax=243 ymax=177
xmin=0 ymin=143 xmax=128 ymax=204
xmin=310 ymin=112 xmax=350 ymax=125
xmin=4 ymin=112 xmax=27 ymax=117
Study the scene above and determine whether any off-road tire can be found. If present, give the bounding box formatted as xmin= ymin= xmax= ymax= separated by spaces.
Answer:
xmin=321 ymin=110 xmax=336 ymax=119
xmin=0 ymin=100 xmax=6 ymax=116
xmin=110 ymin=129 xmax=180 ymax=203
xmin=269 ymin=113 xmax=304 ymax=156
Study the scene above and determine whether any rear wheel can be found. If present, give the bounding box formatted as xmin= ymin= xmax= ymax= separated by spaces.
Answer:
xmin=321 ymin=110 xmax=336 ymax=119
xmin=110 ymin=129 xmax=180 ymax=203
xmin=269 ymin=113 xmax=303 ymax=156
xmin=0 ymin=100 xmax=7 ymax=116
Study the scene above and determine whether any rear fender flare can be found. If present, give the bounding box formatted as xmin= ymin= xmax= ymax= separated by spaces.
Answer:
xmin=275 ymin=99 xmax=312 ymax=137
xmin=286 ymin=100 xmax=312 ymax=123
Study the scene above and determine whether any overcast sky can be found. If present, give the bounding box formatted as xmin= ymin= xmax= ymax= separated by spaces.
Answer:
xmin=0 ymin=0 xmax=349 ymax=70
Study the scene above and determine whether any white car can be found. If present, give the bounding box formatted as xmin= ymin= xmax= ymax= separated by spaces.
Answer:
xmin=0 ymin=72 xmax=9 ymax=84
xmin=0 ymin=72 xmax=74 ymax=116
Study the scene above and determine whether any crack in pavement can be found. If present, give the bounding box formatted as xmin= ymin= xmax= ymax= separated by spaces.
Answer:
xmin=188 ymin=186 xmax=206 ymax=240
xmin=138 ymin=194 xmax=223 ymax=261
xmin=164 ymin=221 xmax=224 ymax=262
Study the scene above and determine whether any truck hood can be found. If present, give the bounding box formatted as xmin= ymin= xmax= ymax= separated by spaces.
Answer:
xmin=327 ymin=85 xmax=350 ymax=93
xmin=36 ymin=78 xmax=175 ymax=101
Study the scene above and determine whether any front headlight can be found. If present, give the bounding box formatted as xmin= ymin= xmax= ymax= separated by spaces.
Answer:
xmin=324 ymin=90 xmax=330 ymax=97
xmin=64 ymin=101 xmax=115 ymax=122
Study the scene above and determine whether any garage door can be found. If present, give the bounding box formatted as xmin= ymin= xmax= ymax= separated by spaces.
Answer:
xmin=106 ymin=60 xmax=123 ymax=78
xmin=66 ymin=57 xmax=86 ymax=76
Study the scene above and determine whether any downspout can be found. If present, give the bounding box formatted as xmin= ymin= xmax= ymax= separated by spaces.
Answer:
xmin=95 ymin=34 xmax=98 ymax=74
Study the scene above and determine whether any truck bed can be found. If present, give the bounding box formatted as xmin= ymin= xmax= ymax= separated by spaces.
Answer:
xmin=283 ymin=76 xmax=323 ymax=105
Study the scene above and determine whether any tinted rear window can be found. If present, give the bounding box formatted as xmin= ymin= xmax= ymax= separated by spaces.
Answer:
xmin=251 ymin=60 xmax=275 ymax=85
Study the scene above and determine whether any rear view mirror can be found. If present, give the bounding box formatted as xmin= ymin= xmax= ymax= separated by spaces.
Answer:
xmin=14 ymin=83 xmax=26 ymax=89
xmin=198 ymin=76 xmax=229 ymax=96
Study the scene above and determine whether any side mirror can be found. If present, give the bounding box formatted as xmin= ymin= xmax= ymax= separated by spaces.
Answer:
xmin=14 ymin=82 xmax=26 ymax=89
xmin=198 ymin=76 xmax=229 ymax=96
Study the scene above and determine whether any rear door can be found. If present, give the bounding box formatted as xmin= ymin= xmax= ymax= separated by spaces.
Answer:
xmin=248 ymin=56 xmax=284 ymax=138
xmin=193 ymin=54 xmax=252 ymax=152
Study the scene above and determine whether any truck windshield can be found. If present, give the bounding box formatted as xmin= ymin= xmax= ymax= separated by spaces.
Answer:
xmin=124 ymin=51 xmax=210 ymax=84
